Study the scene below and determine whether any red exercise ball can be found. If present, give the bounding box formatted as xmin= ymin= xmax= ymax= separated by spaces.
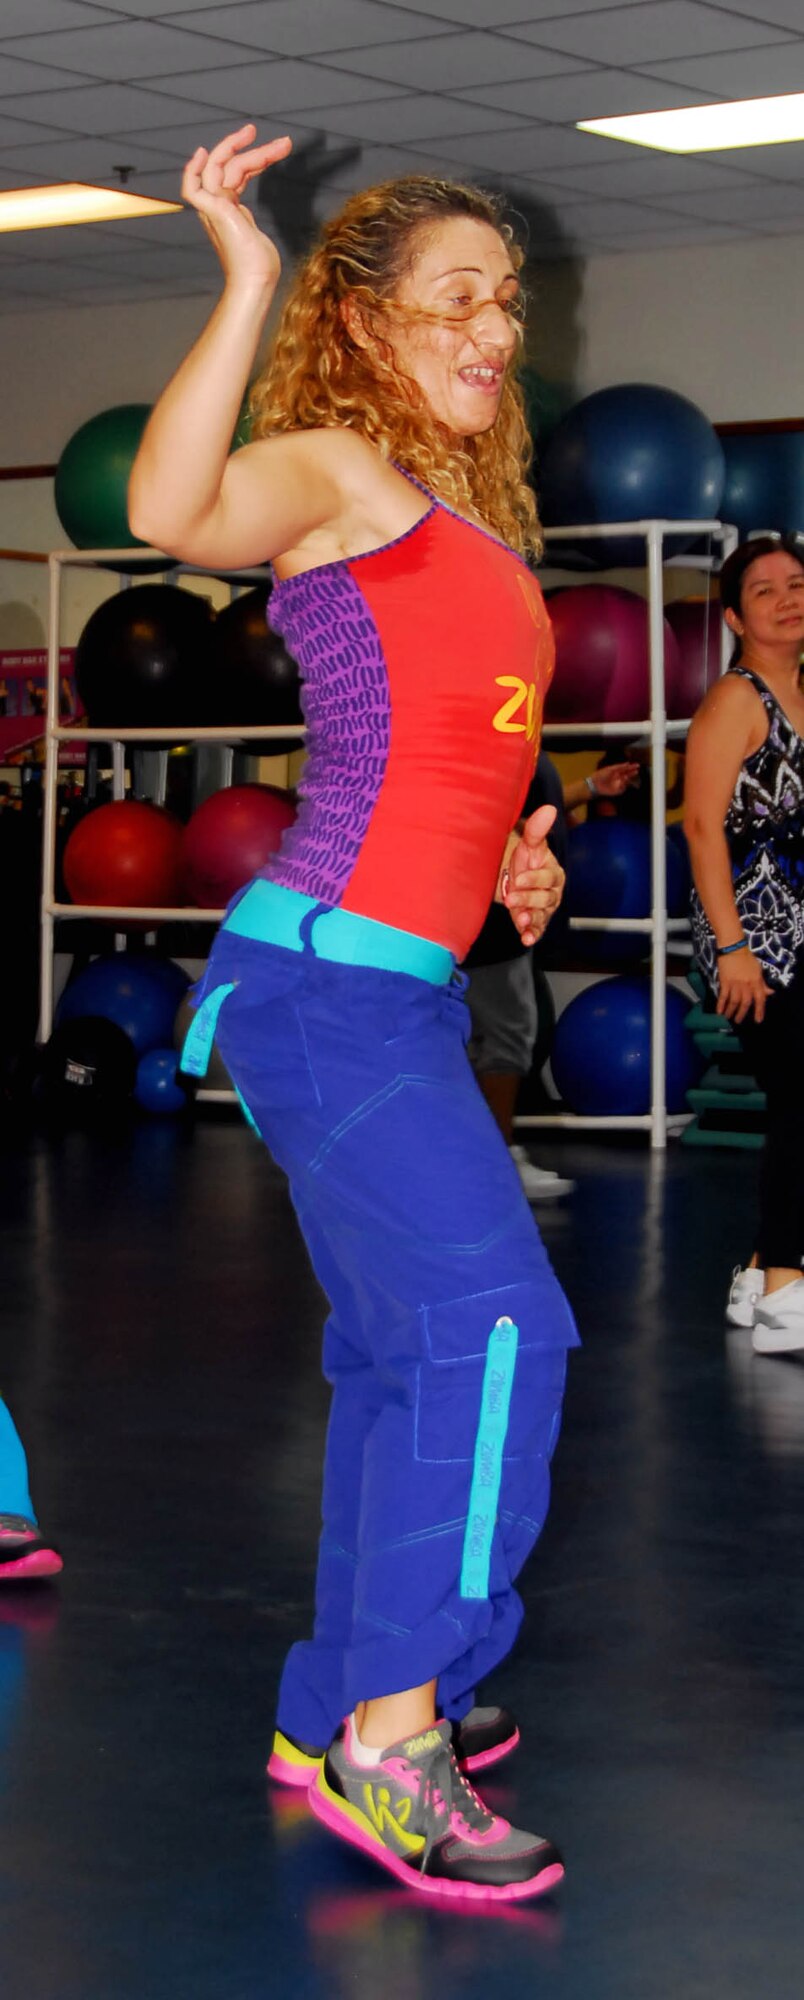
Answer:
xmin=182 ymin=784 xmax=296 ymax=908
xmin=545 ymin=585 xmax=680 ymax=724
xmin=664 ymin=599 xmax=722 ymax=720
xmin=63 ymin=800 xmax=185 ymax=908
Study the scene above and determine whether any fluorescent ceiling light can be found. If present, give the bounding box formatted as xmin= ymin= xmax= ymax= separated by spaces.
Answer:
xmin=0 ymin=183 xmax=182 ymax=233
xmin=579 ymin=92 xmax=804 ymax=154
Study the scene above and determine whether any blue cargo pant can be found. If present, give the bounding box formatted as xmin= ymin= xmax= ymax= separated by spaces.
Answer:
xmin=192 ymin=917 xmax=578 ymax=1750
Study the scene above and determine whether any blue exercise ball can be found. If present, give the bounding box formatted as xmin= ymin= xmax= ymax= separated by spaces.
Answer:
xmin=57 ymin=955 xmax=189 ymax=1058
xmin=720 ymin=428 xmax=804 ymax=539
xmin=551 ymin=976 xmax=700 ymax=1116
xmin=539 ymin=383 xmax=725 ymax=566
xmin=135 ymin=1047 xmax=188 ymax=1115
xmin=565 ymin=820 xmax=688 ymax=966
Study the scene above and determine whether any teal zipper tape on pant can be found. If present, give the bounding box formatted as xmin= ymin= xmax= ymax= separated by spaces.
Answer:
xmin=179 ymin=982 xmax=236 ymax=1079
xmin=460 ymin=1317 xmax=519 ymax=1600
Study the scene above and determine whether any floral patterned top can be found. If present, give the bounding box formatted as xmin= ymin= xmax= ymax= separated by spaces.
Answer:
xmin=690 ymin=665 xmax=804 ymax=992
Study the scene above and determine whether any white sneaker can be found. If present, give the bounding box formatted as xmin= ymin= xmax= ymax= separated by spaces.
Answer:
xmin=726 ymin=1265 xmax=765 ymax=1329
xmin=510 ymin=1144 xmax=576 ymax=1201
xmin=752 ymin=1279 xmax=804 ymax=1355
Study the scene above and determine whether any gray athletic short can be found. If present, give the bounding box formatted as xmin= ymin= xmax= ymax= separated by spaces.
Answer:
xmin=466 ymin=952 xmax=539 ymax=1077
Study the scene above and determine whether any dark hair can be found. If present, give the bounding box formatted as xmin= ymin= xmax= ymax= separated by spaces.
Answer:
xmin=719 ymin=533 xmax=804 ymax=619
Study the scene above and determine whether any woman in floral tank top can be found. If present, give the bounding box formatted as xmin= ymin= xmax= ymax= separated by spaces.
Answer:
xmin=686 ymin=536 xmax=804 ymax=1353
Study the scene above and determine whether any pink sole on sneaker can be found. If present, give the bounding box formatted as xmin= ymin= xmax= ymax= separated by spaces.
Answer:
xmin=0 ymin=1548 xmax=63 ymax=1582
xmin=308 ymin=1777 xmax=564 ymax=1904
xmin=266 ymin=1748 xmax=320 ymax=1787
xmin=462 ymin=1725 xmax=520 ymax=1774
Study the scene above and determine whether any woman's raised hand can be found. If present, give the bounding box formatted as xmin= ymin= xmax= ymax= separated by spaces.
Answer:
xmin=182 ymin=126 xmax=293 ymax=290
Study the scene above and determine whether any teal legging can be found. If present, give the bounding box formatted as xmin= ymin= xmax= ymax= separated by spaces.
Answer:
xmin=0 ymin=1401 xmax=36 ymax=1522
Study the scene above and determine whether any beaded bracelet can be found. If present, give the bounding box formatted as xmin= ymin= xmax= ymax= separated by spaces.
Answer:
xmin=717 ymin=939 xmax=748 ymax=957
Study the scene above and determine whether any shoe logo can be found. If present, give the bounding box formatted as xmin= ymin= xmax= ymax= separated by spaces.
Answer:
xmin=363 ymin=1783 xmax=425 ymax=1855
xmin=402 ymin=1729 xmax=441 ymax=1757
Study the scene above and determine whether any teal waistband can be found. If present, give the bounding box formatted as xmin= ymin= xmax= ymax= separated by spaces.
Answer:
xmin=223 ymin=880 xmax=454 ymax=986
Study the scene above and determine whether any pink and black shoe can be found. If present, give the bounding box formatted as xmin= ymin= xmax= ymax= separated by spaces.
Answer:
xmin=268 ymin=1702 xmax=520 ymax=1789
xmin=0 ymin=1515 xmax=63 ymax=1582
xmin=308 ymin=1717 xmax=563 ymax=1904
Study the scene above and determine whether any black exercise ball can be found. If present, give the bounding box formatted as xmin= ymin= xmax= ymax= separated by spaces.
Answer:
xmin=41 ymin=1016 xmax=137 ymax=1122
xmin=209 ymin=587 xmax=303 ymax=738
xmin=75 ymin=584 xmax=215 ymax=727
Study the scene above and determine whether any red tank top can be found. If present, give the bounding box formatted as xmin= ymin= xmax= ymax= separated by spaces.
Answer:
xmin=266 ymin=489 xmax=555 ymax=960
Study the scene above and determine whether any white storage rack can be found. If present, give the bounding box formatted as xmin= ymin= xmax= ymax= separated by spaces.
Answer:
xmin=40 ymin=521 xmax=736 ymax=1143
xmin=521 ymin=516 xmax=738 ymax=1149
xmin=39 ymin=546 xmax=304 ymax=1105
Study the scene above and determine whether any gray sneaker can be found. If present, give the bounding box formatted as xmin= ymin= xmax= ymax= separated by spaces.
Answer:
xmin=308 ymin=1717 xmax=563 ymax=1904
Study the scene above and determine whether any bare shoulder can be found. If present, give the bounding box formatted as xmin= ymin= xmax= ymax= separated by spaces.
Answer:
xmin=688 ymin=670 xmax=766 ymax=740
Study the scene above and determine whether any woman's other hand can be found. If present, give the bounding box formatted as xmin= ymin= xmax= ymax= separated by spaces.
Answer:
xmin=500 ymin=805 xmax=565 ymax=947
xmin=716 ymin=949 xmax=773 ymax=1025
xmin=182 ymin=126 xmax=292 ymax=290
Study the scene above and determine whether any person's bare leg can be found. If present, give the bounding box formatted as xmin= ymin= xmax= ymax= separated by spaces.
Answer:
xmin=355 ymin=1681 xmax=437 ymax=1750
xmin=765 ymin=1266 xmax=802 ymax=1294
xmin=477 ymin=1070 xmax=519 ymax=1145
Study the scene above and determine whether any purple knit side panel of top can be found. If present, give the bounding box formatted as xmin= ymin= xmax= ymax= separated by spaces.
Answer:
xmin=262 ymin=563 xmax=390 ymax=906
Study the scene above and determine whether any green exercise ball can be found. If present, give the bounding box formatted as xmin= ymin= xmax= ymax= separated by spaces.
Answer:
xmin=55 ymin=404 xmax=152 ymax=550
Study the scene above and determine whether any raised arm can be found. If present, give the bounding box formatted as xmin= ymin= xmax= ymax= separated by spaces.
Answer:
xmin=127 ymin=127 xmax=346 ymax=570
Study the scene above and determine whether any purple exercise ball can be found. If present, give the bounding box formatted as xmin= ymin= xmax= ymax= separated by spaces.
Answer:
xmin=546 ymin=585 xmax=680 ymax=724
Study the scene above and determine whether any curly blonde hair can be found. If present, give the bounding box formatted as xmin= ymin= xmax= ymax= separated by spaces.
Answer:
xmin=249 ymin=175 xmax=542 ymax=559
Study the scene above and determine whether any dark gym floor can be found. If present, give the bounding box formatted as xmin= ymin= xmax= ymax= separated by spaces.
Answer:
xmin=0 ymin=1114 xmax=801 ymax=2000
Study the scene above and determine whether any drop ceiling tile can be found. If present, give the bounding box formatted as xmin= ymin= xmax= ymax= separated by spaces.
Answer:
xmin=513 ymin=2 xmax=792 ymax=67
xmin=549 ymin=194 xmax=714 ymax=234
xmin=0 ymin=260 xmax=102 ymax=296
xmin=318 ymin=30 xmax=589 ymax=92
xmin=648 ymin=181 xmax=804 ymax=223
xmin=363 ymin=0 xmax=649 ymax=21
xmin=0 ymin=82 xmax=254 ymax=135
xmin=0 ymin=112 xmax=79 ymax=150
xmin=538 ymin=153 xmax=760 ymax=198
xmin=644 ymin=40 xmax=804 ymax=98
xmin=164 ymin=0 xmax=451 ymax=57
xmin=0 ymin=136 xmax=185 ymax=183
xmin=0 ymin=50 xmax=92 ymax=93
xmin=0 ymin=1 xmax=120 ymax=32
xmin=706 ymin=0 xmax=804 ymax=28
xmin=6 ymin=21 xmax=256 ymax=82
xmin=308 ymin=96 xmax=531 ymax=146
xmin=150 ymin=59 xmax=407 ymax=114
xmin=0 ymin=217 xmax=189 ymax=262
xmin=705 ymin=140 xmax=804 ymax=181
xmin=459 ymin=68 xmax=720 ymax=123
xmin=586 ymin=221 xmax=745 ymax=249
xmin=429 ymin=123 xmax=634 ymax=173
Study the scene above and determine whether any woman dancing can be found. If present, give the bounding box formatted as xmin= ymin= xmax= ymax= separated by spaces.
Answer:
xmin=129 ymin=126 xmax=578 ymax=1906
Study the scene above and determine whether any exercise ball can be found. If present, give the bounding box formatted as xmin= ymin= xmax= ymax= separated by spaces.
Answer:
xmin=182 ymin=784 xmax=296 ymax=908
xmin=63 ymin=800 xmax=184 ymax=909
xmin=720 ymin=427 xmax=804 ymax=539
xmin=174 ymin=991 xmax=232 ymax=1091
xmin=208 ymin=588 xmax=303 ymax=735
xmin=664 ymin=598 xmax=722 ymax=719
xmin=57 ymin=955 xmax=188 ymax=1057
xmin=539 ymin=383 xmax=725 ymax=566
xmin=135 ymin=1047 xmax=188 ymax=1115
xmin=521 ymin=366 xmax=573 ymax=449
xmin=551 ymin=976 xmax=699 ymax=1116
xmin=75 ymin=583 xmax=214 ymax=727
xmin=55 ymin=404 xmax=151 ymax=550
xmin=565 ymin=820 xmax=688 ymax=966
xmin=545 ymin=585 xmax=680 ymax=723
xmin=41 ymin=1016 xmax=137 ymax=1121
